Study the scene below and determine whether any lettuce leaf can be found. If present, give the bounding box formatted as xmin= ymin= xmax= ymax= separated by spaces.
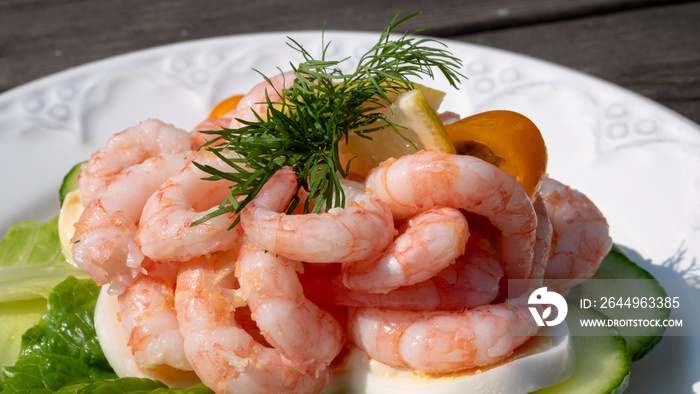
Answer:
xmin=0 ymin=216 xmax=87 ymax=302
xmin=0 ymin=276 xmax=214 ymax=393
xmin=1 ymin=276 xmax=117 ymax=392
xmin=0 ymin=297 xmax=47 ymax=375
xmin=55 ymin=378 xmax=213 ymax=393
xmin=0 ymin=215 xmax=89 ymax=370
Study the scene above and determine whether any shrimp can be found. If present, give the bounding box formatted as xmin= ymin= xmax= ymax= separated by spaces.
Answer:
xmin=348 ymin=298 xmax=538 ymax=372
xmin=138 ymin=150 xmax=243 ymax=262
xmin=118 ymin=259 xmax=193 ymax=375
xmin=236 ymin=242 xmax=344 ymax=372
xmin=540 ymin=178 xmax=612 ymax=292
xmin=190 ymin=117 xmax=231 ymax=148
xmin=226 ymin=70 xmax=297 ymax=128
xmin=71 ymin=153 xmax=190 ymax=294
xmin=78 ymin=119 xmax=191 ymax=204
xmin=341 ymin=207 xmax=468 ymax=293
xmin=303 ymin=232 xmax=503 ymax=310
xmin=530 ymin=195 xmax=553 ymax=287
xmin=240 ymin=167 xmax=395 ymax=264
xmin=365 ymin=150 xmax=537 ymax=281
xmin=175 ymin=253 xmax=330 ymax=394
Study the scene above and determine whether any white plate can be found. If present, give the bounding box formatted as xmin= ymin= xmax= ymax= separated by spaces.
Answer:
xmin=1 ymin=31 xmax=699 ymax=392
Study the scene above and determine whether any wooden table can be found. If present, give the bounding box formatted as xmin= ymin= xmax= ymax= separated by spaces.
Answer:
xmin=1 ymin=0 xmax=699 ymax=125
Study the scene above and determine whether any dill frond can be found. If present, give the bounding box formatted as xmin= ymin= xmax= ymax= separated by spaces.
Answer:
xmin=194 ymin=12 xmax=464 ymax=227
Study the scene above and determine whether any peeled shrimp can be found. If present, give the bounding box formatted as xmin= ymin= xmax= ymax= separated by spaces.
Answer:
xmin=240 ymin=167 xmax=394 ymax=264
xmin=341 ymin=207 xmax=468 ymax=293
xmin=190 ymin=117 xmax=231 ymax=147
xmin=348 ymin=298 xmax=538 ymax=372
xmin=118 ymin=259 xmax=192 ymax=374
xmin=303 ymin=232 xmax=503 ymax=310
xmin=365 ymin=150 xmax=537 ymax=281
xmin=531 ymin=195 xmax=554 ymax=285
xmin=175 ymin=253 xmax=329 ymax=394
xmin=78 ymin=119 xmax=191 ymax=203
xmin=227 ymin=70 xmax=297 ymax=128
xmin=237 ymin=242 xmax=344 ymax=372
xmin=541 ymin=178 xmax=612 ymax=291
xmin=71 ymin=153 xmax=190 ymax=294
xmin=138 ymin=150 xmax=243 ymax=262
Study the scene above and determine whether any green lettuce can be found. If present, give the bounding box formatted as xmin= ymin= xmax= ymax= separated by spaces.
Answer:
xmin=0 ymin=297 xmax=47 ymax=375
xmin=55 ymin=378 xmax=213 ymax=393
xmin=0 ymin=216 xmax=88 ymax=369
xmin=0 ymin=275 xmax=213 ymax=393
xmin=1 ymin=276 xmax=117 ymax=392
xmin=0 ymin=217 xmax=213 ymax=393
xmin=0 ymin=216 xmax=87 ymax=302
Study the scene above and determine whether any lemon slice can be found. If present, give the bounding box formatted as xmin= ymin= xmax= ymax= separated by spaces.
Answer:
xmin=387 ymin=88 xmax=456 ymax=153
xmin=383 ymin=83 xmax=448 ymax=111
xmin=341 ymin=87 xmax=456 ymax=177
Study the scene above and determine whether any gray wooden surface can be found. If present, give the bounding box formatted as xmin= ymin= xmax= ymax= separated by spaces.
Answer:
xmin=1 ymin=0 xmax=698 ymax=125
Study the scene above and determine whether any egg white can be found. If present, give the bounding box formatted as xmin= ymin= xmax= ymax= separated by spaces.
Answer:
xmin=96 ymin=286 xmax=574 ymax=393
xmin=330 ymin=323 xmax=574 ymax=394
xmin=94 ymin=284 xmax=202 ymax=388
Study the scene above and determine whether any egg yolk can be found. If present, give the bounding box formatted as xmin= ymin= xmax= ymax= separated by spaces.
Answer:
xmin=209 ymin=94 xmax=244 ymax=118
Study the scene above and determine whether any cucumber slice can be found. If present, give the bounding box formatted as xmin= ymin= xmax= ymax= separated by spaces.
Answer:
xmin=534 ymin=306 xmax=630 ymax=394
xmin=592 ymin=245 xmax=657 ymax=281
xmin=569 ymin=245 xmax=669 ymax=361
xmin=59 ymin=161 xmax=85 ymax=204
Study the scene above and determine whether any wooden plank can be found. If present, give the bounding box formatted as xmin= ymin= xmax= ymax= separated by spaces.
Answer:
xmin=0 ymin=0 xmax=685 ymax=91
xmin=0 ymin=0 xmax=697 ymax=125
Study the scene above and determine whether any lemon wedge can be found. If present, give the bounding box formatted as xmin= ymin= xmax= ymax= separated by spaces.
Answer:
xmin=387 ymin=88 xmax=456 ymax=153
xmin=382 ymin=83 xmax=448 ymax=112
xmin=341 ymin=86 xmax=456 ymax=177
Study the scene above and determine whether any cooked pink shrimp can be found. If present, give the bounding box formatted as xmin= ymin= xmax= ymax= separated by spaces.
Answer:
xmin=241 ymin=167 xmax=394 ymax=264
xmin=342 ymin=207 xmax=468 ymax=293
xmin=541 ymin=178 xmax=612 ymax=292
xmin=138 ymin=150 xmax=243 ymax=262
xmin=190 ymin=117 xmax=231 ymax=148
xmin=365 ymin=150 xmax=537 ymax=281
xmin=227 ymin=70 xmax=297 ymax=128
xmin=78 ymin=119 xmax=191 ymax=203
xmin=237 ymin=242 xmax=344 ymax=372
xmin=531 ymin=195 xmax=553 ymax=284
xmin=348 ymin=298 xmax=538 ymax=372
xmin=71 ymin=153 xmax=190 ymax=294
xmin=118 ymin=259 xmax=193 ymax=374
xmin=438 ymin=110 xmax=461 ymax=125
xmin=175 ymin=253 xmax=329 ymax=394
xmin=304 ymin=233 xmax=503 ymax=310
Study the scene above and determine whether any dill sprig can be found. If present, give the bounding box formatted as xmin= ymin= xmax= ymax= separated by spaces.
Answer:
xmin=193 ymin=12 xmax=463 ymax=227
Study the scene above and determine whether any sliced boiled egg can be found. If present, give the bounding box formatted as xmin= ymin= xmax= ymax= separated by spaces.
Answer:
xmin=96 ymin=282 xmax=573 ymax=393
xmin=58 ymin=188 xmax=84 ymax=267
xmin=94 ymin=285 xmax=202 ymax=388
xmin=327 ymin=323 xmax=574 ymax=394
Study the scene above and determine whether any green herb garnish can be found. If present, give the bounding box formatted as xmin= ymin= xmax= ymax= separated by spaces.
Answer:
xmin=194 ymin=12 xmax=463 ymax=227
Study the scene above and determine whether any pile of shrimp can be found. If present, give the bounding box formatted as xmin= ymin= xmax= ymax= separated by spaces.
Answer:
xmin=70 ymin=73 xmax=612 ymax=394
